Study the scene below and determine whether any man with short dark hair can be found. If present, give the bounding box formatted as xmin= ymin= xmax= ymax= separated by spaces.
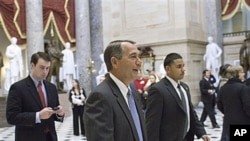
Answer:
xmin=84 ymin=40 xmax=147 ymax=141
xmin=6 ymin=52 xmax=65 ymax=141
xmin=146 ymin=53 xmax=210 ymax=141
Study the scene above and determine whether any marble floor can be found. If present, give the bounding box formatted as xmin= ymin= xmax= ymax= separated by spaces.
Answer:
xmin=0 ymin=102 xmax=223 ymax=141
xmin=194 ymin=102 xmax=223 ymax=141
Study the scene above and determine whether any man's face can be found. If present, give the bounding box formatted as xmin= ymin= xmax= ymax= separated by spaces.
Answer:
xmin=205 ymin=70 xmax=211 ymax=78
xmin=166 ymin=58 xmax=185 ymax=82
xmin=31 ymin=58 xmax=50 ymax=80
xmin=238 ymin=68 xmax=245 ymax=81
xmin=112 ymin=42 xmax=142 ymax=84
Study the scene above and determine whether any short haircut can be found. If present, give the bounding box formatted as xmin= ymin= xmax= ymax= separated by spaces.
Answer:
xmin=202 ymin=69 xmax=209 ymax=76
xmin=104 ymin=40 xmax=136 ymax=71
xmin=30 ymin=52 xmax=51 ymax=65
xmin=219 ymin=64 xmax=231 ymax=78
xmin=225 ymin=65 xmax=242 ymax=79
xmin=163 ymin=53 xmax=182 ymax=68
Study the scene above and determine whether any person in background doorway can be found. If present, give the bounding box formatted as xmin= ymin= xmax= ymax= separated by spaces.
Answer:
xmin=68 ymin=79 xmax=87 ymax=136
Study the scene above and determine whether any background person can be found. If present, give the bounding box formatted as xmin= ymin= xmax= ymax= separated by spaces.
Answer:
xmin=132 ymin=70 xmax=148 ymax=110
xmin=142 ymin=73 xmax=158 ymax=110
xmin=6 ymin=52 xmax=65 ymax=141
xmin=146 ymin=53 xmax=209 ymax=141
xmin=84 ymin=40 xmax=147 ymax=141
xmin=217 ymin=65 xmax=250 ymax=141
xmin=218 ymin=64 xmax=232 ymax=89
xmin=69 ymin=79 xmax=87 ymax=136
xmin=199 ymin=69 xmax=220 ymax=128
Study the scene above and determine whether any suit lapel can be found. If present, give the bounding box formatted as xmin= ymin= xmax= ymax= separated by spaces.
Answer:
xmin=163 ymin=78 xmax=187 ymax=113
xmin=180 ymin=82 xmax=191 ymax=106
xmin=44 ymin=81 xmax=52 ymax=107
xmin=107 ymin=77 xmax=140 ymax=141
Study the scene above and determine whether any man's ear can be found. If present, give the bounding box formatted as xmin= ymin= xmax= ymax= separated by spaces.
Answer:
xmin=111 ymin=57 xmax=118 ymax=69
xmin=165 ymin=65 xmax=170 ymax=73
xmin=30 ymin=63 xmax=35 ymax=69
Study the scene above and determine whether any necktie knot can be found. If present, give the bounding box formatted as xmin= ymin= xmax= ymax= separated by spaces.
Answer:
xmin=38 ymin=81 xmax=42 ymax=87
xmin=177 ymin=84 xmax=181 ymax=89
xmin=127 ymin=89 xmax=131 ymax=96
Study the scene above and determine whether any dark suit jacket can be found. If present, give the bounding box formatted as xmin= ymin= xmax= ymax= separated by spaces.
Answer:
xmin=217 ymin=78 xmax=250 ymax=137
xmin=146 ymin=77 xmax=206 ymax=141
xmin=199 ymin=77 xmax=215 ymax=104
xmin=84 ymin=75 xmax=148 ymax=141
xmin=6 ymin=76 xmax=63 ymax=141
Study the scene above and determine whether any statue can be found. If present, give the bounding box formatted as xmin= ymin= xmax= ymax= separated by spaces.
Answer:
xmin=45 ymin=38 xmax=64 ymax=91
xmin=5 ymin=37 xmax=23 ymax=91
xmin=96 ymin=53 xmax=107 ymax=85
xmin=0 ymin=52 xmax=4 ymax=88
xmin=203 ymin=36 xmax=222 ymax=86
xmin=240 ymin=34 xmax=250 ymax=78
xmin=61 ymin=42 xmax=75 ymax=91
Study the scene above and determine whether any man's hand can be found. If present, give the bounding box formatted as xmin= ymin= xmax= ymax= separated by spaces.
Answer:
xmin=54 ymin=105 xmax=64 ymax=116
xmin=201 ymin=135 xmax=210 ymax=141
xmin=39 ymin=107 xmax=55 ymax=119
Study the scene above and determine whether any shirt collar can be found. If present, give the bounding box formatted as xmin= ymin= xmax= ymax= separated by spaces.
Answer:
xmin=30 ymin=75 xmax=42 ymax=87
xmin=166 ymin=75 xmax=180 ymax=88
xmin=109 ymin=73 xmax=129 ymax=96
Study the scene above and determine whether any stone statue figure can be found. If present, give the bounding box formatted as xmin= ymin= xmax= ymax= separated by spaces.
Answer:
xmin=46 ymin=38 xmax=64 ymax=91
xmin=61 ymin=42 xmax=75 ymax=91
xmin=203 ymin=36 xmax=222 ymax=86
xmin=5 ymin=37 xmax=23 ymax=91
xmin=96 ymin=53 xmax=107 ymax=85
xmin=0 ymin=52 xmax=4 ymax=88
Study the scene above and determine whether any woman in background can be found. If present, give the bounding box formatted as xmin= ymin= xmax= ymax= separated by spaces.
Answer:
xmin=217 ymin=65 xmax=250 ymax=141
xmin=69 ymin=79 xmax=87 ymax=136
xmin=143 ymin=73 xmax=159 ymax=110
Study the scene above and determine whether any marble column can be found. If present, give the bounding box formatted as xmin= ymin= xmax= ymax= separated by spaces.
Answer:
xmin=205 ymin=0 xmax=223 ymax=61
xmin=75 ymin=0 xmax=92 ymax=94
xmin=89 ymin=0 xmax=104 ymax=87
xmin=25 ymin=0 xmax=44 ymax=67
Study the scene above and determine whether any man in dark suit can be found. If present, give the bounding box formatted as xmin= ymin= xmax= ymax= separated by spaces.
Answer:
xmin=146 ymin=53 xmax=210 ymax=141
xmin=6 ymin=52 xmax=65 ymax=141
xmin=199 ymin=69 xmax=220 ymax=128
xmin=84 ymin=40 xmax=147 ymax=141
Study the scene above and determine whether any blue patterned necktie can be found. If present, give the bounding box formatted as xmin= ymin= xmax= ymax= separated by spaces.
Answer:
xmin=127 ymin=89 xmax=143 ymax=141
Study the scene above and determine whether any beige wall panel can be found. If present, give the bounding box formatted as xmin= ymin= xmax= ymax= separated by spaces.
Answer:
xmin=223 ymin=35 xmax=245 ymax=65
xmin=101 ymin=0 xmax=207 ymax=104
